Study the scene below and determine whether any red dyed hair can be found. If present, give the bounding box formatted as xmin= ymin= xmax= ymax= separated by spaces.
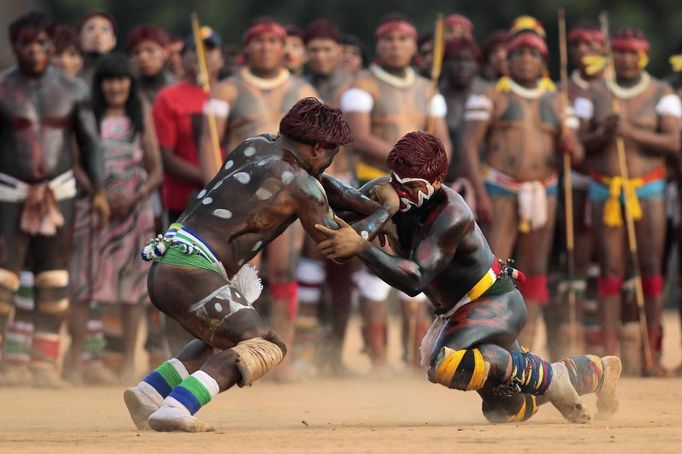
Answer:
xmin=243 ymin=17 xmax=286 ymax=44
xmin=126 ymin=25 xmax=168 ymax=53
xmin=611 ymin=28 xmax=649 ymax=54
xmin=444 ymin=37 xmax=482 ymax=63
xmin=508 ymin=31 xmax=548 ymax=59
xmin=445 ymin=14 xmax=474 ymax=36
xmin=280 ymin=97 xmax=352 ymax=149
xmin=53 ymin=26 xmax=80 ymax=55
xmin=568 ymin=27 xmax=604 ymax=46
xmin=304 ymin=19 xmax=342 ymax=45
xmin=483 ymin=30 xmax=511 ymax=61
xmin=375 ymin=15 xmax=417 ymax=40
xmin=387 ymin=131 xmax=448 ymax=182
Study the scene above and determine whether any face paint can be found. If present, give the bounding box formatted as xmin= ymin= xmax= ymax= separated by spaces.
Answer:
xmin=391 ymin=172 xmax=435 ymax=212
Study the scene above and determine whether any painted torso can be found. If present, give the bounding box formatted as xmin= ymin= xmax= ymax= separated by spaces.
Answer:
xmin=588 ymin=75 xmax=672 ymax=177
xmin=225 ymin=69 xmax=314 ymax=152
xmin=352 ymin=67 xmax=433 ymax=172
xmin=485 ymin=84 xmax=561 ymax=181
xmin=389 ymin=187 xmax=495 ymax=313
xmin=180 ymin=134 xmax=331 ymax=277
xmin=444 ymin=76 xmax=489 ymax=180
xmin=0 ymin=66 xmax=90 ymax=182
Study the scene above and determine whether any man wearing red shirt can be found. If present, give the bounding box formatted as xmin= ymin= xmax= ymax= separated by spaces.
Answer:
xmin=153 ymin=29 xmax=223 ymax=222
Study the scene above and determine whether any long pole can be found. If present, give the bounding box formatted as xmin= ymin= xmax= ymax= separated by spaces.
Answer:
xmin=191 ymin=13 xmax=223 ymax=179
xmin=557 ymin=9 xmax=578 ymax=352
xmin=409 ymin=14 xmax=445 ymax=366
xmin=425 ymin=13 xmax=444 ymax=134
xmin=599 ymin=12 xmax=654 ymax=370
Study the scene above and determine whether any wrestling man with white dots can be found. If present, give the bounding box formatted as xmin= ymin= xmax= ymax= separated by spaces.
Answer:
xmin=124 ymin=98 xmax=400 ymax=432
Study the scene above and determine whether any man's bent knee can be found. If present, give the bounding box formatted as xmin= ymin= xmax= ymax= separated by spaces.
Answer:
xmin=482 ymin=394 xmax=538 ymax=423
xmin=34 ymin=270 xmax=69 ymax=316
xmin=428 ymin=346 xmax=491 ymax=391
xmin=231 ymin=332 xmax=286 ymax=386
xmin=0 ymin=268 xmax=20 ymax=316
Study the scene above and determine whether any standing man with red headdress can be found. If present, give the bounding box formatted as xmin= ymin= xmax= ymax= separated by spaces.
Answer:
xmin=198 ymin=17 xmax=318 ymax=381
xmin=295 ymin=19 xmax=356 ymax=376
xmin=548 ymin=22 xmax=607 ymax=360
xmin=575 ymin=28 xmax=681 ymax=375
xmin=340 ymin=13 xmax=451 ymax=371
xmin=0 ymin=11 xmax=109 ymax=386
xmin=461 ymin=16 xmax=582 ymax=349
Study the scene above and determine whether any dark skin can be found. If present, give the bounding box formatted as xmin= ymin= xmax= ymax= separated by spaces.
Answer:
xmin=0 ymin=28 xmax=109 ymax=373
xmin=199 ymin=34 xmax=318 ymax=183
xmin=441 ymin=49 xmax=487 ymax=181
xmin=0 ymin=29 xmax=108 ymax=221
xmin=462 ymin=46 xmax=582 ymax=224
xmin=577 ymin=48 xmax=680 ymax=368
xmin=315 ymin=177 xmax=519 ymax=379
xmin=149 ymin=133 xmax=398 ymax=391
xmin=197 ymin=32 xmax=318 ymax=380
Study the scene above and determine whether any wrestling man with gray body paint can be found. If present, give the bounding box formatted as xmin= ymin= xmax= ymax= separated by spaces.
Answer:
xmin=123 ymin=98 xmax=399 ymax=432
xmin=316 ymin=131 xmax=622 ymax=424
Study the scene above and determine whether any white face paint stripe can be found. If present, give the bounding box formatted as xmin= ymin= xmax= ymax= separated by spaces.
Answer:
xmin=391 ymin=172 xmax=435 ymax=211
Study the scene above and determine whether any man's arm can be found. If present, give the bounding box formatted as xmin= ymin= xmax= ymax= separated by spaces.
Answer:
xmin=319 ymin=173 xmax=384 ymax=215
xmin=340 ymin=84 xmax=394 ymax=168
xmin=72 ymin=83 xmax=104 ymax=190
xmin=72 ymin=82 xmax=109 ymax=225
xmin=198 ymin=81 xmax=234 ymax=184
xmin=460 ymin=93 xmax=494 ymax=221
xmin=295 ymin=176 xmax=398 ymax=245
xmin=317 ymin=205 xmax=471 ymax=296
xmin=620 ymin=92 xmax=681 ymax=154
xmin=428 ymin=92 xmax=453 ymax=163
xmin=152 ymin=92 xmax=204 ymax=184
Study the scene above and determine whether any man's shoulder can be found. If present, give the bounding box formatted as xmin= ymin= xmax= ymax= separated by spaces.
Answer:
xmin=649 ymin=75 xmax=674 ymax=97
xmin=349 ymin=70 xmax=379 ymax=93
xmin=0 ymin=66 xmax=18 ymax=85
xmin=471 ymin=77 xmax=492 ymax=95
xmin=50 ymin=68 xmax=89 ymax=99
xmin=439 ymin=188 xmax=475 ymax=226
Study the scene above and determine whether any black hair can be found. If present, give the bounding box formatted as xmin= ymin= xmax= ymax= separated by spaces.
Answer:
xmin=340 ymin=34 xmax=370 ymax=68
xmin=9 ymin=10 xmax=54 ymax=45
xmin=92 ymin=52 xmax=144 ymax=136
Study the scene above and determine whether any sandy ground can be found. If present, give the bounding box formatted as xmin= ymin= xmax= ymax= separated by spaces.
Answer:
xmin=1 ymin=311 xmax=681 ymax=454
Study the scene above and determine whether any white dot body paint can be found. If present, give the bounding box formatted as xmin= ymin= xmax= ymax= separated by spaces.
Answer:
xmin=197 ymin=189 xmax=206 ymax=199
xmin=243 ymin=146 xmax=256 ymax=156
xmin=255 ymin=188 xmax=272 ymax=200
xmin=224 ymin=160 xmax=234 ymax=170
xmin=213 ymin=209 xmax=232 ymax=219
xmin=257 ymin=159 xmax=269 ymax=166
xmin=237 ymin=259 xmax=245 ymax=266
xmin=234 ymin=172 xmax=250 ymax=184
xmin=214 ymin=303 xmax=223 ymax=312
xmin=202 ymin=197 xmax=213 ymax=205
xmin=252 ymin=241 xmax=263 ymax=251
xmin=281 ymin=171 xmax=295 ymax=184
